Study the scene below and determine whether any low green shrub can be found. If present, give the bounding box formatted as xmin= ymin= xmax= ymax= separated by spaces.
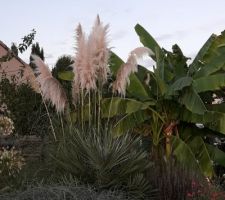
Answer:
xmin=0 ymin=77 xmax=52 ymax=136
xmin=51 ymin=126 xmax=156 ymax=199
xmin=0 ymin=183 xmax=133 ymax=200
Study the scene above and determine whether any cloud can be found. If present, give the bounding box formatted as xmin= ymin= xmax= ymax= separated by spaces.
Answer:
xmin=45 ymin=53 xmax=54 ymax=59
xmin=197 ymin=18 xmax=225 ymax=32
xmin=111 ymin=30 xmax=128 ymax=40
xmin=155 ymin=33 xmax=174 ymax=41
xmin=156 ymin=17 xmax=225 ymax=42
xmin=156 ymin=30 xmax=189 ymax=41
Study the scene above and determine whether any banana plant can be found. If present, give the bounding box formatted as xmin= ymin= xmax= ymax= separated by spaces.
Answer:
xmin=102 ymin=24 xmax=225 ymax=178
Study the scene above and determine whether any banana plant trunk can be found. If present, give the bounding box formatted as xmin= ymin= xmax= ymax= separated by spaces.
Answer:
xmin=164 ymin=121 xmax=177 ymax=158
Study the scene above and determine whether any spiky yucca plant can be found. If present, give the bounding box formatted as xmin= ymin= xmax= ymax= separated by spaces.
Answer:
xmin=53 ymin=125 xmax=154 ymax=199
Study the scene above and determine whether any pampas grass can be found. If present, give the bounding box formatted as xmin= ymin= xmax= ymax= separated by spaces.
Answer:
xmin=73 ymin=15 xmax=110 ymax=97
xmin=31 ymin=55 xmax=67 ymax=112
xmin=72 ymin=16 xmax=111 ymax=130
xmin=74 ymin=23 xmax=97 ymax=93
xmin=113 ymin=47 xmax=154 ymax=96
xmin=88 ymin=15 xmax=110 ymax=85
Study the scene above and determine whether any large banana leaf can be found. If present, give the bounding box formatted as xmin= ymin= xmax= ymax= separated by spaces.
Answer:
xmin=193 ymin=54 xmax=225 ymax=78
xmin=127 ymin=74 xmax=151 ymax=100
xmin=71 ymin=97 xmax=154 ymax=125
xmin=181 ymin=109 xmax=217 ymax=124
xmin=201 ymin=30 xmax=225 ymax=64
xmin=135 ymin=24 xmax=163 ymax=61
xmin=194 ymin=73 xmax=225 ymax=93
xmin=206 ymin=144 xmax=225 ymax=168
xmin=155 ymin=46 xmax=165 ymax=80
xmin=189 ymin=34 xmax=216 ymax=73
xmin=171 ymin=136 xmax=201 ymax=172
xmin=187 ymin=136 xmax=214 ymax=177
xmin=101 ymin=97 xmax=155 ymax=118
xmin=109 ymin=51 xmax=123 ymax=75
xmin=172 ymin=134 xmax=214 ymax=177
xmin=101 ymin=97 xmax=156 ymax=136
xmin=207 ymin=103 xmax=225 ymax=113
xmin=193 ymin=30 xmax=225 ymax=78
xmin=58 ymin=71 xmax=74 ymax=81
xmin=166 ymin=44 xmax=188 ymax=78
xmin=180 ymin=87 xmax=207 ymax=115
xmin=112 ymin=110 xmax=150 ymax=136
xmin=167 ymin=77 xmax=193 ymax=96
xmin=181 ymin=108 xmax=225 ymax=135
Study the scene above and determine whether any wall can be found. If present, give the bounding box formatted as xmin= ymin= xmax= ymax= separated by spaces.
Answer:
xmin=0 ymin=41 xmax=39 ymax=91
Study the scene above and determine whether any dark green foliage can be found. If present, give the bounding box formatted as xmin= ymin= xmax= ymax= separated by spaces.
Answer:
xmin=29 ymin=42 xmax=45 ymax=69
xmin=0 ymin=183 xmax=133 ymax=200
xmin=18 ymin=29 xmax=36 ymax=54
xmin=30 ymin=43 xmax=44 ymax=61
xmin=148 ymin=158 xmax=209 ymax=200
xmin=53 ymin=126 xmax=155 ymax=199
xmin=0 ymin=77 xmax=51 ymax=136
xmin=51 ymin=55 xmax=74 ymax=105
xmin=10 ymin=43 xmax=18 ymax=56
xmin=52 ymin=55 xmax=73 ymax=75
xmin=0 ymin=30 xmax=36 ymax=63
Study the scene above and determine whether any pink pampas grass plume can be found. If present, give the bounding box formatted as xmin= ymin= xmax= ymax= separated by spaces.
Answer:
xmin=113 ymin=47 xmax=154 ymax=96
xmin=88 ymin=15 xmax=110 ymax=85
xmin=73 ymin=23 xmax=96 ymax=94
xmin=72 ymin=15 xmax=110 ymax=102
xmin=31 ymin=55 xmax=67 ymax=112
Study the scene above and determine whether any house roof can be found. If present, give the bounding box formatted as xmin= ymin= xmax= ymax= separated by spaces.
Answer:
xmin=0 ymin=40 xmax=40 ymax=92
xmin=0 ymin=40 xmax=28 ymax=67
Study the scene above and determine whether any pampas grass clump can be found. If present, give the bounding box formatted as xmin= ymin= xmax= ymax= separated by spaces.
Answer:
xmin=31 ymin=55 xmax=67 ymax=112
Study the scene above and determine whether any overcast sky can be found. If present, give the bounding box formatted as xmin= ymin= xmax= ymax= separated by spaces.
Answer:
xmin=1 ymin=0 xmax=225 ymax=67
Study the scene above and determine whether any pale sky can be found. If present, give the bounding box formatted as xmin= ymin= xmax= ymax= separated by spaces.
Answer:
xmin=1 ymin=0 xmax=225 ymax=67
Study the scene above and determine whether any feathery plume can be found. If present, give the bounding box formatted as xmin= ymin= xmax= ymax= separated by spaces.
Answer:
xmin=31 ymin=55 xmax=67 ymax=112
xmin=73 ymin=15 xmax=110 ymax=101
xmin=113 ymin=47 xmax=154 ymax=96
xmin=73 ymin=23 xmax=96 ymax=94
xmin=88 ymin=15 xmax=110 ymax=85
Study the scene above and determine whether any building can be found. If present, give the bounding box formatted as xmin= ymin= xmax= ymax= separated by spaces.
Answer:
xmin=0 ymin=40 xmax=38 ymax=91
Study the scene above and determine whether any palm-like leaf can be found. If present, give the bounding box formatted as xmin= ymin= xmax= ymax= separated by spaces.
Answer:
xmin=54 ymin=126 xmax=152 ymax=198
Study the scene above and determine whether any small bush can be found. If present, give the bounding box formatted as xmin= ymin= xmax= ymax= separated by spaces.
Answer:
xmin=0 ymin=183 xmax=134 ymax=200
xmin=0 ymin=77 xmax=52 ymax=136
xmin=52 ymin=126 xmax=156 ymax=199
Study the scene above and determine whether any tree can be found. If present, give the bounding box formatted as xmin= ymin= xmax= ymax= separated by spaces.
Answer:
xmin=29 ymin=42 xmax=44 ymax=69
xmin=51 ymin=55 xmax=73 ymax=78
xmin=51 ymin=55 xmax=74 ymax=106
xmin=10 ymin=43 xmax=18 ymax=56
xmin=31 ymin=42 xmax=44 ymax=60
